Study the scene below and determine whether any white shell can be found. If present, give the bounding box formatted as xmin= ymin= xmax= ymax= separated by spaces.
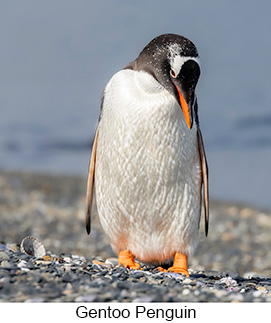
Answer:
xmin=20 ymin=236 xmax=46 ymax=258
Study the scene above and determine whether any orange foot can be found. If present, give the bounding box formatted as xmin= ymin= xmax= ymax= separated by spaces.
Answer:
xmin=158 ymin=253 xmax=189 ymax=276
xmin=118 ymin=250 xmax=142 ymax=270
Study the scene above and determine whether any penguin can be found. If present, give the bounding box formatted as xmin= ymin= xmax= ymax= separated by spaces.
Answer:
xmin=85 ymin=34 xmax=209 ymax=276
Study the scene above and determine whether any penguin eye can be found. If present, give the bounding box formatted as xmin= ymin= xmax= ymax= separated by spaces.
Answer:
xmin=170 ymin=69 xmax=176 ymax=78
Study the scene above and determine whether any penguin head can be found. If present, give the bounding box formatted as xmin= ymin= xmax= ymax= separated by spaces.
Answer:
xmin=136 ymin=34 xmax=201 ymax=129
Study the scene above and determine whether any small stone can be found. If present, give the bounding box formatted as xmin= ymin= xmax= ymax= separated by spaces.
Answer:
xmin=131 ymin=271 xmax=145 ymax=278
xmin=165 ymin=272 xmax=185 ymax=280
xmin=229 ymin=293 xmax=244 ymax=302
xmin=183 ymin=278 xmax=193 ymax=284
xmin=196 ymin=281 xmax=205 ymax=287
xmin=1 ymin=260 xmax=12 ymax=268
xmin=243 ymin=272 xmax=260 ymax=279
xmin=219 ymin=277 xmax=238 ymax=287
xmin=0 ymin=244 xmax=9 ymax=251
xmin=92 ymin=259 xmax=111 ymax=267
xmin=19 ymin=254 xmax=32 ymax=261
xmin=182 ymin=288 xmax=190 ymax=296
xmin=101 ymin=292 xmax=114 ymax=301
xmin=75 ymin=295 xmax=97 ymax=302
xmin=0 ymin=252 xmax=10 ymax=261
xmin=132 ymin=296 xmax=155 ymax=302
xmin=252 ymin=290 xmax=264 ymax=298
xmin=17 ymin=260 xmax=28 ymax=268
xmin=62 ymin=289 xmax=73 ymax=296
xmin=0 ymin=276 xmax=10 ymax=284
xmin=24 ymin=298 xmax=45 ymax=302
xmin=63 ymin=257 xmax=72 ymax=263
xmin=105 ymin=258 xmax=118 ymax=266
xmin=35 ymin=259 xmax=52 ymax=265
xmin=6 ymin=243 xmax=18 ymax=252
xmin=42 ymin=255 xmax=54 ymax=261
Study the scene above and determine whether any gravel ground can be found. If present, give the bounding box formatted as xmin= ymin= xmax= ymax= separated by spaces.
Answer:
xmin=0 ymin=170 xmax=271 ymax=302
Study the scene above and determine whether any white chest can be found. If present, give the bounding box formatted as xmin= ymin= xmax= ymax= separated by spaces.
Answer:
xmin=98 ymin=69 xmax=199 ymax=176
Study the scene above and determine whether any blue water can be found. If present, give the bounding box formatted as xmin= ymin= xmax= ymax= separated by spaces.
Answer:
xmin=0 ymin=0 xmax=271 ymax=209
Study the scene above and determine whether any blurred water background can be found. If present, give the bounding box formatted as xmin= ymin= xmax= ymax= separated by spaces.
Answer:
xmin=0 ymin=0 xmax=270 ymax=209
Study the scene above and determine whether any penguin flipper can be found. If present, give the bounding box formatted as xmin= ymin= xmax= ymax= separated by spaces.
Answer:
xmin=85 ymin=128 xmax=99 ymax=235
xmin=197 ymin=126 xmax=209 ymax=236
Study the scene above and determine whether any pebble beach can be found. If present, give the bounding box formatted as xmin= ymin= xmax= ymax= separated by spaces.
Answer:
xmin=1 ymin=171 xmax=271 ymax=302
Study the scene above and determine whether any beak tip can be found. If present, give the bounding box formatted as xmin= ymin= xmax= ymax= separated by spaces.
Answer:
xmin=185 ymin=117 xmax=192 ymax=130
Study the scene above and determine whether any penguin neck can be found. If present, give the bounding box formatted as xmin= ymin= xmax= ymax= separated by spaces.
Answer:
xmin=134 ymin=71 xmax=165 ymax=95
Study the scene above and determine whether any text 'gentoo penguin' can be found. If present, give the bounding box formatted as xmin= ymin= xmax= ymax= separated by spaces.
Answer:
xmin=85 ymin=34 xmax=209 ymax=276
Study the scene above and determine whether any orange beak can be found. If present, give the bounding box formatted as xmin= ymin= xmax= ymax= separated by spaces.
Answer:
xmin=175 ymin=86 xmax=191 ymax=129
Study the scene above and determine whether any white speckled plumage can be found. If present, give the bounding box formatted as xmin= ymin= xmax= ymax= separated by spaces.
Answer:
xmin=95 ymin=70 xmax=201 ymax=263
xmin=167 ymin=44 xmax=200 ymax=77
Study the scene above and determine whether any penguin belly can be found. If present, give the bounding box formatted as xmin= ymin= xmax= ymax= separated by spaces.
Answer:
xmin=95 ymin=70 xmax=201 ymax=264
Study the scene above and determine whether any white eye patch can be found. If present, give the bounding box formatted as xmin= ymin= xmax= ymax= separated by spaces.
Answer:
xmin=167 ymin=43 xmax=200 ymax=77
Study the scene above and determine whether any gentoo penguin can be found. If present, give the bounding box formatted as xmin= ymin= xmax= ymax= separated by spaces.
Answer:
xmin=86 ymin=34 xmax=209 ymax=276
